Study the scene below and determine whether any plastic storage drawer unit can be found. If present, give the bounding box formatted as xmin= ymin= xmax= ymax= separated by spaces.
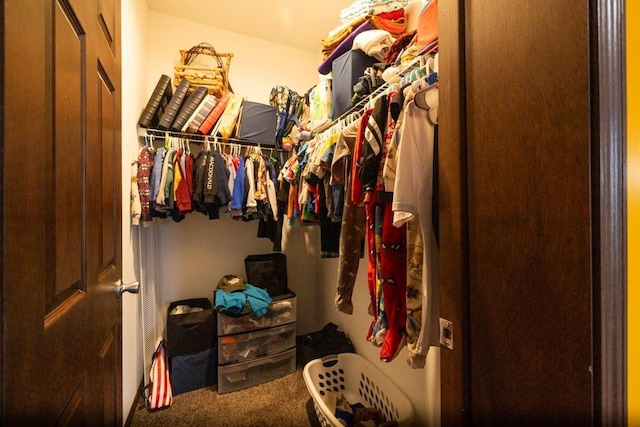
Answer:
xmin=217 ymin=348 xmax=296 ymax=394
xmin=217 ymin=292 xmax=296 ymax=335
xmin=218 ymin=323 xmax=296 ymax=365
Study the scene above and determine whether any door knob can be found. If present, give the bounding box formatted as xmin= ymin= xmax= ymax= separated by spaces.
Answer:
xmin=116 ymin=279 xmax=140 ymax=297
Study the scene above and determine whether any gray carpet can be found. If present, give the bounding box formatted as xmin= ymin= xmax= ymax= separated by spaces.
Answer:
xmin=130 ymin=367 xmax=322 ymax=427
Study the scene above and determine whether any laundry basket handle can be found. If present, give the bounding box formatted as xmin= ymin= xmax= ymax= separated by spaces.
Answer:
xmin=320 ymin=354 xmax=340 ymax=368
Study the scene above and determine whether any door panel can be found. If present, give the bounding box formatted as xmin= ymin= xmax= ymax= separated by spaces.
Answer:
xmin=98 ymin=0 xmax=116 ymax=48
xmin=2 ymin=0 xmax=122 ymax=424
xmin=465 ymin=2 xmax=593 ymax=422
xmin=99 ymin=65 xmax=117 ymax=270
xmin=53 ymin=0 xmax=84 ymax=299
xmin=439 ymin=1 xmax=595 ymax=424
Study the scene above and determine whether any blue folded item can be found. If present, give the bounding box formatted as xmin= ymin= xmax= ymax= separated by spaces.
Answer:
xmin=243 ymin=284 xmax=272 ymax=316
xmin=215 ymin=290 xmax=247 ymax=315
xmin=214 ymin=283 xmax=273 ymax=317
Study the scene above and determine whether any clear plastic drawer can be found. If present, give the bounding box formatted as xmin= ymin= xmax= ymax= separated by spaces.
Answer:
xmin=218 ymin=323 xmax=296 ymax=365
xmin=217 ymin=348 xmax=296 ymax=394
xmin=217 ymin=293 xmax=296 ymax=336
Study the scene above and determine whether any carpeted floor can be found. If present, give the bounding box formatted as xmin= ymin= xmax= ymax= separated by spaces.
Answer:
xmin=129 ymin=367 xmax=322 ymax=427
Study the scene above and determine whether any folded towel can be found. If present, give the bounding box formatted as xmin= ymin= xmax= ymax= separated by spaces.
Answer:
xmin=353 ymin=29 xmax=396 ymax=61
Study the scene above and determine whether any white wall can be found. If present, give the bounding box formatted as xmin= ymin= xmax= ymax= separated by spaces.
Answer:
xmin=121 ymin=0 xmax=149 ymax=422
xmin=146 ymin=11 xmax=321 ymax=104
xmin=121 ymin=5 xmax=440 ymax=426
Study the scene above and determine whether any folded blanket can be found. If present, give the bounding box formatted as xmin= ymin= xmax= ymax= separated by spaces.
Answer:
xmin=318 ymin=21 xmax=375 ymax=75
xmin=322 ymin=9 xmax=405 ymax=58
xmin=352 ymin=29 xmax=395 ymax=61
xmin=340 ymin=0 xmax=411 ymax=24
xmin=322 ymin=15 xmax=369 ymax=58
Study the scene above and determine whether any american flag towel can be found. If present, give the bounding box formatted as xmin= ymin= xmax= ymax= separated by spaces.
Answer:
xmin=147 ymin=337 xmax=173 ymax=410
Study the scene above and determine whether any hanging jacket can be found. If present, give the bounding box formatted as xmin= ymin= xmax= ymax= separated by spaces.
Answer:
xmin=230 ymin=156 xmax=245 ymax=218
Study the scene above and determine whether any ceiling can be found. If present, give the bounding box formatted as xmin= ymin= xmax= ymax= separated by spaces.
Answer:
xmin=146 ymin=0 xmax=352 ymax=52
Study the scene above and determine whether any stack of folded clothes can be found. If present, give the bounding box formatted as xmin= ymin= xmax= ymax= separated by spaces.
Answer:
xmin=318 ymin=7 xmax=408 ymax=75
xmin=214 ymin=274 xmax=272 ymax=317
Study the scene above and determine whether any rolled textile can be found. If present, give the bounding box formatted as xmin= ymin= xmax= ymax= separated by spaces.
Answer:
xmin=370 ymin=14 xmax=407 ymax=36
xmin=383 ymin=30 xmax=416 ymax=64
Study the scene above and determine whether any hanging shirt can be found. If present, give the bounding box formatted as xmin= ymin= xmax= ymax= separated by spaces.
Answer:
xmin=192 ymin=150 xmax=209 ymax=214
xmin=137 ymin=146 xmax=155 ymax=223
xmin=230 ymin=155 xmax=245 ymax=218
xmin=130 ymin=158 xmax=141 ymax=226
xmin=150 ymin=147 xmax=166 ymax=211
xmin=175 ymin=149 xmax=194 ymax=214
xmin=392 ymin=88 xmax=440 ymax=364
xmin=333 ymin=120 xmax=365 ymax=314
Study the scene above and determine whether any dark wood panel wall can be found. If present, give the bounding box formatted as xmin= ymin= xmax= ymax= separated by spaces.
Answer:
xmin=438 ymin=0 xmax=469 ymax=424
xmin=438 ymin=0 xmax=625 ymax=424
xmin=464 ymin=2 xmax=592 ymax=423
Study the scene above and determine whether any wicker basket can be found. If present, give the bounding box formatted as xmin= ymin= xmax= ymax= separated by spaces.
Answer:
xmin=303 ymin=353 xmax=414 ymax=427
xmin=173 ymin=46 xmax=233 ymax=98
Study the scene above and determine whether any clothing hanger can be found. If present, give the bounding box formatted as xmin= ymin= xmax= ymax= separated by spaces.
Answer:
xmin=269 ymin=148 xmax=277 ymax=163
xmin=413 ymin=82 xmax=439 ymax=124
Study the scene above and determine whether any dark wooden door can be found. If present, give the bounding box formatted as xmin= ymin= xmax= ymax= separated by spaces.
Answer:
xmin=463 ymin=1 xmax=593 ymax=423
xmin=2 ymin=0 xmax=122 ymax=424
xmin=438 ymin=0 xmax=626 ymax=425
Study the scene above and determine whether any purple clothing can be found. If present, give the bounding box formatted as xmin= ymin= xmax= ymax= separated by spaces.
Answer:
xmin=318 ymin=21 xmax=375 ymax=75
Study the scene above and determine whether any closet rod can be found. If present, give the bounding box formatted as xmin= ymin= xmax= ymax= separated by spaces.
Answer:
xmin=138 ymin=127 xmax=285 ymax=149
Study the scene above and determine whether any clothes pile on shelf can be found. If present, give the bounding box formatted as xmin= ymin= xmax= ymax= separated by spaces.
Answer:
xmin=306 ymin=0 xmax=438 ymax=132
xmin=137 ymin=42 xmax=278 ymax=146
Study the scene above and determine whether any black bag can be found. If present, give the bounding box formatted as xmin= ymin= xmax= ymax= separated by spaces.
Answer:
xmin=244 ymin=253 xmax=288 ymax=297
xmin=170 ymin=347 xmax=217 ymax=396
xmin=166 ymin=298 xmax=216 ymax=358
xmin=298 ymin=322 xmax=355 ymax=365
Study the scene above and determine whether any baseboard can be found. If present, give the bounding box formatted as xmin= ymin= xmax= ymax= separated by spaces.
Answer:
xmin=124 ymin=378 xmax=145 ymax=427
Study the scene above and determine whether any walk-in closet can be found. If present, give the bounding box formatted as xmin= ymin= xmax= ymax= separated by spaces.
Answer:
xmin=128 ymin=1 xmax=440 ymax=425
xmin=1 ymin=0 xmax=627 ymax=425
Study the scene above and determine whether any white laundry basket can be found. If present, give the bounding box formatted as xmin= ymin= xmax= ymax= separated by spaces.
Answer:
xmin=303 ymin=353 xmax=414 ymax=427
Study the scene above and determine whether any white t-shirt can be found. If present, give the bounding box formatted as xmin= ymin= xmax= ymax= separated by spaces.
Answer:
xmin=392 ymin=87 xmax=440 ymax=356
